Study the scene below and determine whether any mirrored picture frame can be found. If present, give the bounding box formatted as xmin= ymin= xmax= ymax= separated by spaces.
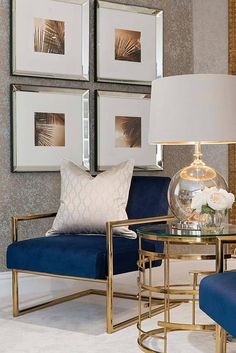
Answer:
xmin=12 ymin=85 xmax=90 ymax=172
xmin=96 ymin=90 xmax=163 ymax=171
xmin=96 ymin=0 xmax=163 ymax=85
xmin=12 ymin=0 xmax=89 ymax=80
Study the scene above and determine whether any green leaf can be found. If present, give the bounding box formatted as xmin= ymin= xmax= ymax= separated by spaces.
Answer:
xmin=201 ymin=205 xmax=215 ymax=214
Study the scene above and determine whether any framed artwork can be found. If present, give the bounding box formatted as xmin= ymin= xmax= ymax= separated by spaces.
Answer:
xmin=12 ymin=0 xmax=89 ymax=80
xmin=96 ymin=90 xmax=163 ymax=171
xmin=96 ymin=0 xmax=163 ymax=85
xmin=12 ymin=85 xmax=90 ymax=172
xmin=228 ymin=0 xmax=236 ymax=223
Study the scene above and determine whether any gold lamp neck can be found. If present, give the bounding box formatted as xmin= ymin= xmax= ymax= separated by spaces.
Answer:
xmin=180 ymin=142 xmax=216 ymax=181
xmin=191 ymin=142 xmax=205 ymax=167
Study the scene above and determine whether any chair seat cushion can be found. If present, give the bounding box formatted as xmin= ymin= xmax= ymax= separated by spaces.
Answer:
xmin=199 ymin=272 xmax=236 ymax=337
xmin=7 ymin=234 xmax=163 ymax=279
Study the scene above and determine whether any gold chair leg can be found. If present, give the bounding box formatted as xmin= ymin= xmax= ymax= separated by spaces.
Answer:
xmin=12 ymin=270 xmax=95 ymax=317
xmin=216 ymin=324 xmax=227 ymax=353
xmin=12 ymin=270 xmax=19 ymax=317
xmin=106 ymin=277 xmax=113 ymax=333
xmin=12 ymin=268 xmax=166 ymax=334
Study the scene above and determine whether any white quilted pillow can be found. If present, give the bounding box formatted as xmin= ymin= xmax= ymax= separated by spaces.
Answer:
xmin=47 ymin=159 xmax=136 ymax=238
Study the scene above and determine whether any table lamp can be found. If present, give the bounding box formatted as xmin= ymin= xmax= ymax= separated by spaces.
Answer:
xmin=149 ymin=74 xmax=236 ymax=229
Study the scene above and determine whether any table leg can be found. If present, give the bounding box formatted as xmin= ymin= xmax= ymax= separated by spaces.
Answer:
xmin=167 ymin=242 xmax=170 ymax=323
xmin=149 ymin=259 xmax=152 ymax=318
xmin=164 ymin=254 xmax=167 ymax=353
xmin=192 ymin=272 xmax=198 ymax=325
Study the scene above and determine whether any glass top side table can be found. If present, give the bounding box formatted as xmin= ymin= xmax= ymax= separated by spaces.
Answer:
xmin=138 ymin=223 xmax=236 ymax=241
xmin=137 ymin=222 xmax=236 ymax=353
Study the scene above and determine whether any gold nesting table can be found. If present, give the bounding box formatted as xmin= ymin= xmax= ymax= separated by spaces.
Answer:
xmin=137 ymin=223 xmax=236 ymax=353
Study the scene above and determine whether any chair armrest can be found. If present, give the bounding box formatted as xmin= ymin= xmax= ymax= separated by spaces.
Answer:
xmin=12 ymin=212 xmax=57 ymax=242
xmin=216 ymin=235 xmax=236 ymax=273
xmin=106 ymin=214 xmax=174 ymax=229
xmin=105 ymin=215 xmax=174 ymax=279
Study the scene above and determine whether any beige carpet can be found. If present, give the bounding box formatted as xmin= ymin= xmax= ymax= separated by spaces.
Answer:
xmin=1 ymin=260 xmax=236 ymax=353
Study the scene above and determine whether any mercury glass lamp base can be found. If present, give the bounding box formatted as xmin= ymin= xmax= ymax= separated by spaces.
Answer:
xmin=171 ymin=220 xmax=225 ymax=235
xmin=172 ymin=220 xmax=202 ymax=233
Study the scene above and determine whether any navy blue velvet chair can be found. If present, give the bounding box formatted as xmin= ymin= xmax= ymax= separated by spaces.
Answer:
xmin=7 ymin=176 xmax=171 ymax=333
xmin=199 ymin=236 xmax=236 ymax=352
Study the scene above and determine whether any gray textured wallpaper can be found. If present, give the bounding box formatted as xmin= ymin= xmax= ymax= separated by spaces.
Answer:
xmin=0 ymin=0 xmax=193 ymax=271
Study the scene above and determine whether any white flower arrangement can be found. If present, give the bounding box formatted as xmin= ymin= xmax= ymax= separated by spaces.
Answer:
xmin=191 ymin=187 xmax=235 ymax=215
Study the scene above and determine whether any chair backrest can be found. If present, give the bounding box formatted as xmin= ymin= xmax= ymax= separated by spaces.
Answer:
xmin=126 ymin=176 xmax=171 ymax=222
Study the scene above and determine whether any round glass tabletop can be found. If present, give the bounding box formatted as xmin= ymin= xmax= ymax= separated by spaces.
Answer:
xmin=137 ymin=222 xmax=236 ymax=240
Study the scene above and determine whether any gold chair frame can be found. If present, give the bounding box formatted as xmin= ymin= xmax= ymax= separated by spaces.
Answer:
xmin=11 ymin=213 xmax=173 ymax=333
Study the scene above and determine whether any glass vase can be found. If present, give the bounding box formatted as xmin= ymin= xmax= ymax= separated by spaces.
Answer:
xmin=200 ymin=210 xmax=225 ymax=234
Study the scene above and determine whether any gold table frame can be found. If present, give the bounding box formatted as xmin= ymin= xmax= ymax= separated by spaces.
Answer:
xmin=137 ymin=224 xmax=236 ymax=353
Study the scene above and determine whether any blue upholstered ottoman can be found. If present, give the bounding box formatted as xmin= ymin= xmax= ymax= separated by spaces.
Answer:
xmin=199 ymin=272 xmax=236 ymax=338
